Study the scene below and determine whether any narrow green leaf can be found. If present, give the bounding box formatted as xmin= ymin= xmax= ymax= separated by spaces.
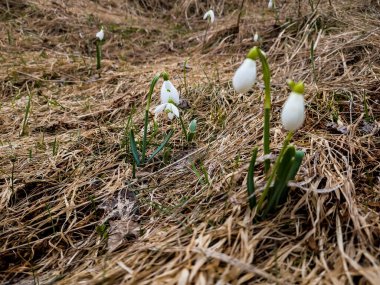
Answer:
xmin=278 ymin=150 xmax=304 ymax=204
xmin=288 ymin=150 xmax=304 ymax=181
xmin=265 ymin=146 xmax=296 ymax=214
xmin=146 ymin=130 xmax=174 ymax=163
xmin=247 ymin=147 xmax=258 ymax=209
xmin=129 ymin=130 xmax=140 ymax=166
xmin=142 ymin=72 xmax=162 ymax=162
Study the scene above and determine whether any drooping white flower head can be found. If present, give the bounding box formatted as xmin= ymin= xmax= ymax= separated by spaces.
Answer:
xmin=203 ymin=10 xmax=215 ymax=23
xmin=281 ymin=81 xmax=305 ymax=132
xmin=232 ymin=47 xmax=260 ymax=93
xmin=154 ymin=102 xmax=180 ymax=120
xmin=155 ymin=76 xmax=180 ymax=120
xmin=232 ymin=59 xmax=257 ymax=93
xmin=96 ymin=27 xmax=104 ymax=41
xmin=268 ymin=0 xmax=274 ymax=9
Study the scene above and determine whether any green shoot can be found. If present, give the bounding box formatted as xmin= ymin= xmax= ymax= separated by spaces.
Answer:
xmin=96 ymin=40 xmax=101 ymax=69
xmin=20 ymin=95 xmax=31 ymax=136
xmin=96 ymin=224 xmax=109 ymax=240
xmin=187 ymin=119 xmax=197 ymax=142
xmin=247 ymin=147 xmax=258 ymax=209
xmin=257 ymin=48 xmax=272 ymax=173
xmin=52 ymin=137 xmax=59 ymax=156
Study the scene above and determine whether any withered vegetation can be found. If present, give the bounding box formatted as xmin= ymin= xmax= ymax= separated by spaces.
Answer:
xmin=0 ymin=0 xmax=379 ymax=284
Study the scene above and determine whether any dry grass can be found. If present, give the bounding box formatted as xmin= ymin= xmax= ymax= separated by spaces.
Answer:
xmin=0 ymin=0 xmax=379 ymax=284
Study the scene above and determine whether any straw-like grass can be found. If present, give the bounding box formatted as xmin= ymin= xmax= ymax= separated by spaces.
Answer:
xmin=0 ymin=0 xmax=379 ymax=284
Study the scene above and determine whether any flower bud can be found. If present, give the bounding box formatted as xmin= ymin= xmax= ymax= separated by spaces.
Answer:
xmin=232 ymin=58 xmax=257 ymax=93
xmin=281 ymin=82 xmax=305 ymax=131
xmin=189 ymin=119 xmax=197 ymax=133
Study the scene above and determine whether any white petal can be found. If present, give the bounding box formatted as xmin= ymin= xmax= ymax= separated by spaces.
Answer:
xmin=268 ymin=0 xmax=273 ymax=9
xmin=167 ymin=112 xmax=174 ymax=120
xmin=281 ymin=92 xmax=305 ymax=131
xmin=154 ymin=103 xmax=167 ymax=117
xmin=253 ymin=33 xmax=259 ymax=42
xmin=232 ymin=59 xmax=257 ymax=93
xmin=203 ymin=10 xmax=215 ymax=23
xmin=165 ymin=80 xmax=180 ymax=104
xmin=96 ymin=29 xmax=104 ymax=40
xmin=166 ymin=103 xmax=180 ymax=118
xmin=160 ymin=82 xmax=170 ymax=103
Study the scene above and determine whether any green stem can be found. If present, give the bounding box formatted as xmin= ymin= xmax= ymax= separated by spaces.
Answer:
xmin=257 ymin=131 xmax=293 ymax=211
xmin=258 ymin=49 xmax=271 ymax=173
xmin=141 ymin=72 xmax=165 ymax=163
xmin=179 ymin=116 xmax=188 ymax=141
xmin=96 ymin=40 xmax=101 ymax=69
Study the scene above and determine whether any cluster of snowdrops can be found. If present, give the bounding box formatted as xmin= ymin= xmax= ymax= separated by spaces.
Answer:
xmin=94 ymin=9 xmax=306 ymax=218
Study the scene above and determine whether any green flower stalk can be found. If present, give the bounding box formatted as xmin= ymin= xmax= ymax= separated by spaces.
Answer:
xmin=233 ymin=47 xmax=272 ymax=173
xmin=140 ymin=72 xmax=168 ymax=162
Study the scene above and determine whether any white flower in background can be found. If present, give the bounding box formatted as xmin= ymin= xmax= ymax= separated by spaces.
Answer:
xmin=96 ymin=27 xmax=104 ymax=41
xmin=203 ymin=10 xmax=215 ymax=23
xmin=232 ymin=58 xmax=257 ymax=93
xmin=281 ymin=81 xmax=305 ymax=131
xmin=155 ymin=79 xmax=180 ymax=120
xmin=253 ymin=32 xmax=259 ymax=42
xmin=268 ymin=0 xmax=274 ymax=9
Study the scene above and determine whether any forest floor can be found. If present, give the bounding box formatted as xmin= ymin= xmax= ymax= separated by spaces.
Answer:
xmin=0 ymin=0 xmax=379 ymax=284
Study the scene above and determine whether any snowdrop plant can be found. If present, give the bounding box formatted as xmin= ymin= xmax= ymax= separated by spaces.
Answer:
xmin=268 ymin=0 xmax=274 ymax=9
xmin=248 ymin=80 xmax=306 ymax=218
xmin=233 ymin=46 xmax=272 ymax=172
xmin=95 ymin=26 xmax=104 ymax=69
xmin=129 ymin=72 xmax=175 ymax=166
xmin=203 ymin=9 xmax=215 ymax=47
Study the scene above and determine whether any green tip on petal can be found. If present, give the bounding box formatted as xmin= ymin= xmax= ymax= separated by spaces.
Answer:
xmin=247 ymin=47 xmax=260 ymax=60
xmin=293 ymin=81 xmax=305 ymax=94
xmin=288 ymin=80 xmax=304 ymax=94
xmin=161 ymin=72 xmax=169 ymax=81
xmin=287 ymin=79 xmax=295 ymax=90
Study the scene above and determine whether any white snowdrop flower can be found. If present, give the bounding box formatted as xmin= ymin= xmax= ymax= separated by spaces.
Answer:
xmin=203 ymin=10 xmax=215 ymax=23
xmin=232 ymin=58 xmax=257 ymax=93
xmin=154 ymin=102 xmax=180 ymax=120
xmin=281 ymin=82 xmax=305 ymax=131
xmin=155 ymin=77 xmax=180 ymax=120
xmin=268 ymin=0 xmax=274 ymax=9
xmin=96 ymin=27 xmax=104 ymax=41
xmin=160 ymin=80 xmax=180 ymax=105
xmin=253 ymin=33 xmax=259 ymax=42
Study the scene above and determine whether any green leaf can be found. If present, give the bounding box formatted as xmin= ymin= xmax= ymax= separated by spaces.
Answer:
xmin=247 ymin=147 xmax=258 ymax=209
xmin=265 ymin=146 xmax=296 ymax=215
xmin=129 ymin=130 xmax=141 ymax=166
xmin=146 ymin=130 xmax=174 ymax=163
xmin=278 ymin=150 xmax=304 ymax=204
xmin=142 ymin=72 xmax=163 ymax=162
xmin=288 ymin=150 xmax=304 ymax=181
